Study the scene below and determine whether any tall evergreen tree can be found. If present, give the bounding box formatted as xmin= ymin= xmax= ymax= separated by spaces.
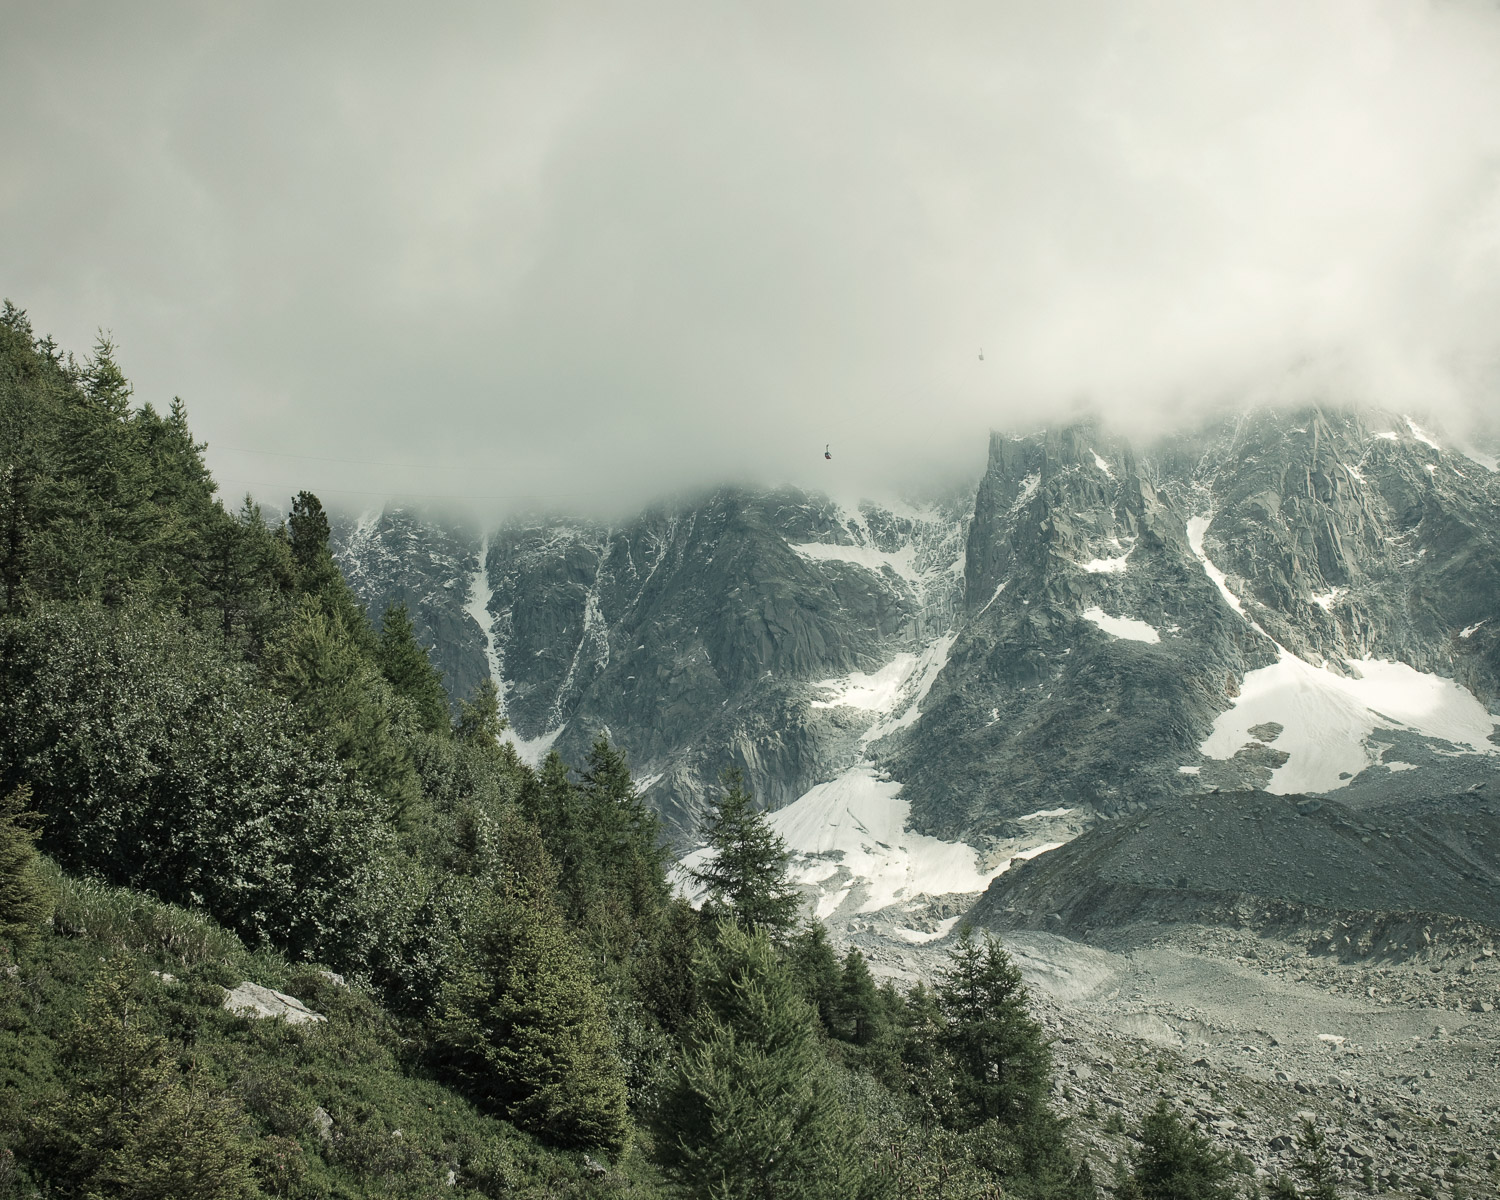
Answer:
xmin=432 ymin=813 xmax=628 ymax=1151
xmin=691 ymin=768 xmax=802 ymax=941
xmin=28 ymin=965 xmax=258 ymax=1198
xmin=0 ymin=784 xmax=50 ymax=951
xmin=937 ymin=927 xmax=1051 ymax=1129
xmin=654 ymin=922 xmax=859 ymax=1199
xmin=1291 ymin=1119 xmax=1341 ymax=1200
xmin=787 ymin=919 xmax=841 ymax=1033
xmin=455 ymin=676 xmax=507 ymax=747
xmin=376 ymin=600 xmax=451 ymax=735
xmin=838 ymin=946 xmax=883 ymax=1045
xmin=1121 ymin=1099 xmax=1237 ymax=1200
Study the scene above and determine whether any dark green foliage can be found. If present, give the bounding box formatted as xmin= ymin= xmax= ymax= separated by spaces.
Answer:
xmin=27 ymin=963 xmax=259 ymax=1199
xmin=1 ymin=602 xmax=400 ymax=971
xmin=838 ymin=946 xmax=882 ymax=1045
xmin=0 ymin=785 xmax=50 ymax=951
xmin=937 ymin=927 xmax=1051 ymax=1129
xmin=691 ymin=768 xmax=803 ymax=940
xmin=377 ymin=600 xmax=453 ymax=735
xmin=455 ymin=676 xmax=508 ymax=747
xmin=265 ymin=592 xmax=421 ymax=819
xmin=432 ymin=812 xmax=629 ymax=1150
xmin=787 ymin=918 xmax=841 ymax=1032
xmin=1292 ymin=1119 xmax=1341 ymax=1200
xmin=654 ymin=922 xmax=859 ymax=1199
xmin=1122 ymin=1099 xmax=1238 ymax=1200
xmin=0 ymin=869 xmax=652 ymax=1197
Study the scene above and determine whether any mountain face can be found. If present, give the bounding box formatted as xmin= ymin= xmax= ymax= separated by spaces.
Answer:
xmin=885 ymin=408 xmax=1500 ymax=842
xmin=333 ymin=407 xmax=1500 ymax=881
xmin=336 ymin=489 xmax=969 ymax=841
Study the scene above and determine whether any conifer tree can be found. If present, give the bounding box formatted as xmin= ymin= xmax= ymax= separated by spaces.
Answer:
xmin=787 ymin=919 xmax=842 ymax=1033
xmin=654 ymin=922 xmax=859 ymax=1199
xmin=691 ymin=768 xmax=802 ymax=941
xmin=0 ymin=784 xmax=50 ymax=951
xmin=1291 ymin=1119 xmax=1341 ymax=1200
xmin=838 ymin=946 xmax=882 ymax=1045
xmin=433 ymin=814 xmax=628 ymax=1150
xmin=29 ymin=965 xmax=257 ymax=1198
xmin=1121 ymin=1099 xmax=1237 ymax=1200
xmin=455 ymin=676 xmax=508 ymax=747
xmin=376 ymin=600 xmax=451 ymax=734
xmin=937 ymin=927 xmax=1051 ymax=1128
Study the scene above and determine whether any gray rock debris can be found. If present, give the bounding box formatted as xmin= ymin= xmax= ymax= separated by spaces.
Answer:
xmin=221 ymin=981 xmax=326 ymax=1025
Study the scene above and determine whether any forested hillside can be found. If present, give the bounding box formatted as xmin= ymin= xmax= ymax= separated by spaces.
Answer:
xmin=0 ymin=305 xmax=1263 ymax=1198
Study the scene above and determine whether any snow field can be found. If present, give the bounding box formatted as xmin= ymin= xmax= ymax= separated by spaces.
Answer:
xmin=768 ymin=767 xmax=1007 ymax=914
xmin=1201 ymin=650 xmax=1499 ymax=794
xmin=810 ymin=654 xmax=919 ymax=711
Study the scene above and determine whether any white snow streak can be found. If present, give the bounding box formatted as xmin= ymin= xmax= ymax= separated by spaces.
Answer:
xmin=976 ymin=579 xmax=1009 ymax=617
xmin=1082 ymin=554 xmax=1130 ymax=574
xmin=1186 ymin=516 xmax=1254 ymax=624
xmin=1091 ymin=450 xmax=1114 ymax=478
xmin=1460 ymin=621 xmax=1486 ymax=639
xmin=1404 ymin=417 xmax=1441 ymax=451
xmin=462 ymin=539 xmax=503 ymax=688
xmin=1082 ymin=606 xmax=1160 ymax=644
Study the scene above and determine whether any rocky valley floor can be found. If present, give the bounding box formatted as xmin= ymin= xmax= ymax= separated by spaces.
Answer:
xmin=842 ymin=901 xmax=1500 ymax=1197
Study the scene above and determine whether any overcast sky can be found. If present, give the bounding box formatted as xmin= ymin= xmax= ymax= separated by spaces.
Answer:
xmin=5 ymin=1 xmax=1500 ymax=520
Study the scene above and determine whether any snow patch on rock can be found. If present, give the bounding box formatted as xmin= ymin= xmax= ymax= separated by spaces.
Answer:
xmin=1202 ymin=650 xmax=1499 ymax=793
xmin=1082 ymin=606 xmax=1160 ymax=644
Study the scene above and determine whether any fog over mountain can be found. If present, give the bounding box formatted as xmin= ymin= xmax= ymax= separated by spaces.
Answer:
xmin=6 ymin=1 xmax=1500 ymax=520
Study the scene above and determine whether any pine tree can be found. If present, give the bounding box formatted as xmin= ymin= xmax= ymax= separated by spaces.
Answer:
xmin=455 ymin=676 xmax=508 ymax=747
xmin=28 ymin=964 xmax=257 ymax=1198
xmin=432 ymin=814 xmax=628 ymax=1150
xmin=1123 ymin=1099 xmax=1237 ymax=1200
xmin=1292 ymin=1119 xmax=1341 ymax=1200
xmin=936 ymin=927 xmax=1051 ymax=1128
xmin=837 ymin=946 xmax=882 ymax=1045
xmin=376 ymin=600 xmax=451 ymax=734
xmin=0 ymin=784 xmax=50 ymax=951
xmin=691 ymin=768 xmax=803 ymax=941
xmin=787 ymin=919 xmax=841 ymax=1033
xmin=654 ymin=922 xmax=860 ymax=1199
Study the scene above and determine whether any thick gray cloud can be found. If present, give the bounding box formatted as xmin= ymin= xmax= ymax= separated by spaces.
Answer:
xmin=6 ymin=1 xmax=1500 ymax=519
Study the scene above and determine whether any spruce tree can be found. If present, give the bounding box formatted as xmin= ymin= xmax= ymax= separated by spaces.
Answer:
xmin=1123 ymin=1099 xmax=1237 ymax=1200
xmin=0 ymin=784 xmax=50 ymax=951
xmin=455 ymin=676 xmax=508 ymax=747
xmin=29 ymin=964 xmax=257 ymax=1198
xmin=433 ymin=814 xmax=628 ymax=1150
xmin=838 ymin=946 xmax=882 ymax=1045
xmin=376 ymin=600 xmax=451 ymax=734
xmin=691 ymin=768 xmax=802 ymax=940
xmin=937 ymin=927 xmax=1051 ymax=1128
xmin=654 ymin=922 xmax=860 ymax=1199
xmin=1292 ymin=1119 xmax=1341 ymax=1200
xmin=787 ymin=919 xmax=842 ymax=1033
